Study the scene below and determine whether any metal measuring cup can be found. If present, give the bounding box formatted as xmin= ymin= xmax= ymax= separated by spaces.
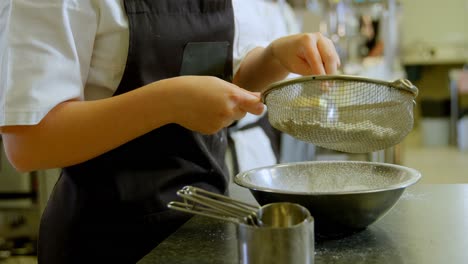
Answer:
xmin=167 ymin=186 xmax=261 ymax=226
xmin=237 ymin=202 xmax=315 ymax=264
xmin=167 ymin=187 xmax=315 ymax=263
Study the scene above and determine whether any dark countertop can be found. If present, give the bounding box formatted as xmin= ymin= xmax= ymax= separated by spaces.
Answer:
xmin=138 ymin=184 xmax=468 ymax=264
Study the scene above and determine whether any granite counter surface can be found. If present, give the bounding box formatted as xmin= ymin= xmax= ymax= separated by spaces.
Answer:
xmin=138 ymin=184 xmax=468 ymax=264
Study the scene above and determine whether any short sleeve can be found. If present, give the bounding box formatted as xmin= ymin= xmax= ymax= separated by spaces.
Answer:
xmin=0 ymin=0 xmax=98 ymax=126
xmin=232 ymin=0 xmax=270 ymax=75
xmin=232 ymin=0 xmax=300 ymax=75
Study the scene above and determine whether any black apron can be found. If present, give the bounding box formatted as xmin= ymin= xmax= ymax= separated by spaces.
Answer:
xmin=38 ymin=1 xmax=234 ymax=263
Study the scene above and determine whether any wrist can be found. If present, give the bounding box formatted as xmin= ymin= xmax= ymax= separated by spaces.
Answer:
xmin=152 ymin=76 xmax=198 ymax=126
xmin=144 ymin=77 xmax=187 ymax=126
xmin=264 ymin=44 xmax=289 ymax=78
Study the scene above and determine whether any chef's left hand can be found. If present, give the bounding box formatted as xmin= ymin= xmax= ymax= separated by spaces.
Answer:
xmin=267 ymin=33 xmax=341 ymax=75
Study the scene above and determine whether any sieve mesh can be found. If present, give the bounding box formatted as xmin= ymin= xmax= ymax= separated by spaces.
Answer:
xmin=263 ymin=76 xmax=418 ymax=153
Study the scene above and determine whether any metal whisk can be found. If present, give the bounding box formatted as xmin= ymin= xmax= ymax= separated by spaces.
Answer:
xmin=168 ymin=186 xmax=261 ymax=226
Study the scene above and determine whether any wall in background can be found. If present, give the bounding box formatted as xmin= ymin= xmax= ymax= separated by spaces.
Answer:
xmin=399 ymin=0 xmax=468 ymax=64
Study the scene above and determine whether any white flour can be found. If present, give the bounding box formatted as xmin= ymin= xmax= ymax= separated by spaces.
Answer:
xmin=276 ymin=119 xmax=397 ymax=139
xmin=249 ymin=163 xmax=406 ymax=193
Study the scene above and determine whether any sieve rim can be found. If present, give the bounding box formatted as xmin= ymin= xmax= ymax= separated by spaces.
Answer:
xmin=261 ymin=75 xmax=419 ymax=103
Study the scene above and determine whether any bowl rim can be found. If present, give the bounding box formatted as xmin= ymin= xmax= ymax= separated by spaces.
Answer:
xmin=234 ymin=161 xmax=422 ymax=195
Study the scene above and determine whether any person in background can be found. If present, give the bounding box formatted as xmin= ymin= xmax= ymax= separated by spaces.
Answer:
xmin=0 ymin=0 xmax=340 ymax=263
xmin=230 ymin=0 xmax=318 ymax=173
xmin=359 ymin=14 xmax=384 ymax=57
xmin=458 ymin=65 xmax=468 ymax=94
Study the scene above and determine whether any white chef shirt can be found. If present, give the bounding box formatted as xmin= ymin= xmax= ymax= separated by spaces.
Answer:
xmin=233 ymin=0 xmax=300 ymax=76
xmin=229 ymin=0 xmax=301 ymax=171
xmin=0 ymin=0 xmax=277 ymax=126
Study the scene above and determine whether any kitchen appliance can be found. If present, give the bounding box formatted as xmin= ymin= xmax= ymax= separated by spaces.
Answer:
xmin=0 ymin=138 xmax=40 ymax=260
xmin=234 ymin=160 xmax=421 ymax=238
xmin=0 ymin=141 xmax=36 ymax=208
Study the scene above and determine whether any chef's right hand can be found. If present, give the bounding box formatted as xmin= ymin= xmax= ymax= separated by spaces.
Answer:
xmin=172 ymin=76 xmax=265 ymax=134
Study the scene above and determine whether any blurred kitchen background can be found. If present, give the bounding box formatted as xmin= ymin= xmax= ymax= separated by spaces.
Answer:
xmin=289 ymin=0 xmax=468 ymax=178
xmin=0 ymin=0 xmax=467 ymax=263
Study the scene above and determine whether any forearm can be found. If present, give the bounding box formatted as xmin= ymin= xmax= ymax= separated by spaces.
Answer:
xmin=233 ymin=46 xmax=289 ymax=92
xmin=0 ymin=78 xmax=178 ymax=172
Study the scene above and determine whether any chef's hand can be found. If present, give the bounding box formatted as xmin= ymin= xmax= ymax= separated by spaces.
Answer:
xmin=267 ymin=33 xmax=341 ymax=75
xmin=173 ymin=76 xmax=264 ymax=134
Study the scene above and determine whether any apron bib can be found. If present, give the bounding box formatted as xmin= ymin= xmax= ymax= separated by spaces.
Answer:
xmin=38 ymin=1 xmax=234 ymax=263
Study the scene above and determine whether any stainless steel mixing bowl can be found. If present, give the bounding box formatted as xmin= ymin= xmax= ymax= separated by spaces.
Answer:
xmin=234 ymin=161 xmax=421 ymax=238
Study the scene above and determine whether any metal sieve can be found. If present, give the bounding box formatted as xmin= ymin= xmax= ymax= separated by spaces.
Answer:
xmin=262 ymin=75 xmax=419 ymax=153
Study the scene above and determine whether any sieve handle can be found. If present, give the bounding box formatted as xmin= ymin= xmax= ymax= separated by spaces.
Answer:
xmin=390 ymin=79 xmax=419 ymax=96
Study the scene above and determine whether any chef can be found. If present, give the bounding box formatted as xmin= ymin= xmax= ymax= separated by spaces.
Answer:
xmin=0 ymin=0 xmax=340 ymax=263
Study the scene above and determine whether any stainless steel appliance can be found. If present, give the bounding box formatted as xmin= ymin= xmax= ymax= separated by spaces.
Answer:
xmin=0 ymin=137 xmax=39 ymax=259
